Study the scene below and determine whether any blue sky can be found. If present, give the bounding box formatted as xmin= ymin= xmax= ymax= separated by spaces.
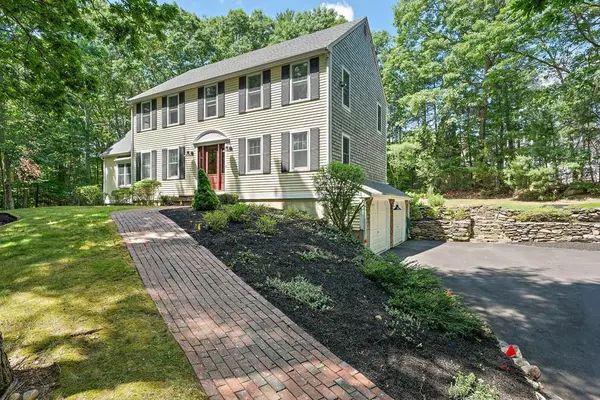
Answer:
xmin=160 ymin=0 xmax=398 ymax=32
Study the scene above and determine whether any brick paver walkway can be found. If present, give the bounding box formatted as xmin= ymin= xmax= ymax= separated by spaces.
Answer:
xmin=112 ymin=209 xmax=392 ymax=400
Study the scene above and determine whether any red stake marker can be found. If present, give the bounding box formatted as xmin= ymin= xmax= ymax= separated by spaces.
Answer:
xmin=505 ymin=344 xmax=517 ymax=358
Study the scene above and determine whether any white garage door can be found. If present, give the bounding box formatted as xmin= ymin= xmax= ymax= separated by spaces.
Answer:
xmin=393 ymin=199 xmax=407 ymax=246
xmin=369 ymin=198 xmax=390 ymax=254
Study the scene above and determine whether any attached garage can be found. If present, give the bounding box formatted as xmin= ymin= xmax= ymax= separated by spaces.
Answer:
xmin=361 ymin=181 xmax=411 ymax=254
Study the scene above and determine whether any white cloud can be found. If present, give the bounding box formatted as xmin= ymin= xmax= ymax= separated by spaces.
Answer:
xmin=321 ymin=1 xmax=354 ymax=21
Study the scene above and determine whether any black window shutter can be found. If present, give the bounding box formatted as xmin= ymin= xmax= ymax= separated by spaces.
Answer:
xmin=309 ymin=57 xmax=320 ymax=100
xmin=238 ymin=138 xmax=246 ymax=176
xmin=135 ymin=103 xmax=141 ymax=133
xmin=310 ymin=128 xmax=320 ymax=170
xmin=135 ymin=152 xmax=141 ymax=181
xmin=162 ymin=149 xmax=167 ymax=180
xmin=218 ymin=81 xmax=225 ymax=118
xmin=281 ymin=132 xmax=290 ymax=172
xmin=239 ymin=77 xmax=246 ymax=114
xmin=161 ymin=97 xmax=167 ymax=128
xmin=151 ymin=150 xmax=157 ymax=180
xmin=151 ymin=99 xmax=157 ymax=130
xmin=179 ymin=146 xmax=185 ymax=179
xmin=197 ymin=87 xmax=204 ymax=122
xmin=262 ymin=134 xmax=271 ymax=174
xmin=281 ymin=65 xmax=290 ymax=106
xmin=178 ymin=92 xmax=185 ymax=125
xmin=262 ymin=70 xmax=271 ymax=109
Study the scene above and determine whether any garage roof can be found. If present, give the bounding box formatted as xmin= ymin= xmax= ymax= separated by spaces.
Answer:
xmin=101 ymin=131 xmax=131 ymax=158
xmin=363 ymin=180 xmax=410 ymax=198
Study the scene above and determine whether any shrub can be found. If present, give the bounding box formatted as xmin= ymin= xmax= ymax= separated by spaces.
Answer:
xmin=203 ymin=210 xmax=228 ymax=231
xmin=110 ymin=188 xmax=132 ymax=204
xmin=283 ymin=207 xmax=316 ymax=220
xmin=247 ymin=204 xmax=270 ymax=217
xmin=224 ymin=203 xmax=251 ymax=223
xmin=515 ymin=208 xmax=573 ymax=222
xmin=76 ymin=185 xmax=103 ymax=205
xmin=564 ymin=181 xmax=600 ymax=197
xmin=265 ymin=276 xmax=333 ymax=311
xmin=192 ymin=169 xmax=219 ymax=211
xmin=313 ymin=162 xmax=365 ymax=231
xmin=362 ymin=252 xmax=485 ymax=337
xmin=159 ymin=195 xmax=175 ymax=206
xmin=132 ymin=180 xmax=161 ymax=205
xmin=426 ymin=187 xmax=445 ymax=207
xmin=218 ymin=193 xmax=239 ymax=205
xmin=255 ymin=215 xmax=277 ymax=235
xmin=410 ymin=203 xmax=424 ymax=220
xmin=447 ymin=207 xmax=468 ymax=220
xmin=448 ymin=372 xmax=499 ymax=400
xmin=424 ymin=206 xmax=440 ymax=219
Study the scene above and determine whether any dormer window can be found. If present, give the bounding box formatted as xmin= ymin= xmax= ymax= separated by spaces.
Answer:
xmin=291 ymin=61 xmax=309 ymax=102
xmin=168 ymin=94 xmax=179 ymax=125
xmin=205 ymin=85 xmax=217 ymax=118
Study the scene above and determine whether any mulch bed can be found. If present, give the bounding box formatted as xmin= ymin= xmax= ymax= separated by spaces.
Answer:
xmin=0 ymin=213 xmax=17 ymax=226
xmin=162 ymin=208 xmax=536 ymax=400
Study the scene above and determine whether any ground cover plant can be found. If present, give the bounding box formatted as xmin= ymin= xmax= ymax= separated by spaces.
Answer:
xmin=0 ymin=207 xmax=204 ymax=399
xmin=163 ymin=207 xmax=536 ymax=400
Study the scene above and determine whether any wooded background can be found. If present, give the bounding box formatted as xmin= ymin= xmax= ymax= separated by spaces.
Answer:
xmin=0 ymin=0 xmax=598 ymax=209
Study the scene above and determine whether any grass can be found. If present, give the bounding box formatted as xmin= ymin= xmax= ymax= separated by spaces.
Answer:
xmin=0 ymin=207 xmax=204 ymax=400
xmin=444 ymin=197 xmax=600 ymax=210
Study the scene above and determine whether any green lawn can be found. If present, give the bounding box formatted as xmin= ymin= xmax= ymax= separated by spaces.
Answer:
xmin=443 ymin=197 xmax=600 ymax=210
xmin=0 ymin=207 xmax=204 ymax=399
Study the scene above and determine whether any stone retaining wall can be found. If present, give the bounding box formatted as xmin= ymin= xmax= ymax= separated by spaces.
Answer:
xmin=411 ymin=206 xmax=600 ymax=243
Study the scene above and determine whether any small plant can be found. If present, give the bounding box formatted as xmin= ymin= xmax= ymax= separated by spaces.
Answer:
xmin=410 ymin=202 xmax=423 ymax=220
xmin=192 ymin=169 xmax=219 ymax=211
xmin=255 ymin=215 xmax=276 ymax=235
xmin=159 ymin=194 xmax=175 ymax=206
xmin=76 ymin=185 xmax=103 ymax=205
xmin=515 ymin=208 xmax=573 ymax=222
xmin=299 ymin=248 xmax=338 ymax=262
xmin=233 ymin=248 xmax=260 ymax=264
xmin=203 ymin=210 xmax=228 ymax=231
xmin=448 ymin=372 xmax=499 ymax=400
xmin=224 ymin=203 xmax=251 ymax=223
xmin=265 ymin=276 xmax=333 ymax=311
xmin=426 ymin=187 xmax=445 ymax=207
xmin=247 ymin=203 xmax=270 ymax=217
xmin=283 ymin=207 xmax=317 ymax=220
xmin=447 ymin=207 xmax=468 ymax=220
xmin=132 ymin=180 xmax=161 ymax=205
xmin=218 ymin=193 xmax=239 ymax=205
xmin=313 ymin=162 xmax=365 ymax=231
xmin=110 ymin=188 xmax=132 ymax=204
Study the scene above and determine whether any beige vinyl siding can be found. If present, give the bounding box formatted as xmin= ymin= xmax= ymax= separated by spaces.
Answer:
xmin=330 ymin=22 xmax=387 ymax=182
xmin=133 ymin=53 xmax=329 ymax=198
xmin=103 ymin=156 xmax=119 ymax=202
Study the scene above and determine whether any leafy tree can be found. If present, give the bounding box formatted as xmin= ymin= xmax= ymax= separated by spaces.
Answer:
xmin=192 ymin=169 xmax=219 ymax=211
xmin=313 ymin=162 xmax=365 ymax=231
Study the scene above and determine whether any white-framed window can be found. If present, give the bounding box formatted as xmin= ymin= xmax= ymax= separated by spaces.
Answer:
xmin=342 ymin=135 xmax=350 ymax=164
xmin=247 ymin=73 xmax=262 ymax=110
xmin=167 ymin=148 xmax=179 ymax=179
xmin=291 ymin=130 xmax=309 ymax=171
xmin=377 ymin=103 xmax=383 ymax=133
xmin=291 ymin=61 xmax=309 ymax=102
xmin=168 ymin=94 xmax=179 ymax=125
xmin=141 ymin=152 xmax=151 ymax=180
xmin=205 ymin=85 xmax=217 ymax=118
xmin=117 ymin=163 xmax=131 ymax=187
xmin=141 ymin=101 xmax=151 ymax=130
xmin=342 ymin=67 xmax=350 ymax=109
xmin=247 ymin=137 xmax=262 ymax=173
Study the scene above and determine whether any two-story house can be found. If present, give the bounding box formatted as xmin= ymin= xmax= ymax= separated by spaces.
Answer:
xmin=101 ymin=18 xmax=410 ymax=253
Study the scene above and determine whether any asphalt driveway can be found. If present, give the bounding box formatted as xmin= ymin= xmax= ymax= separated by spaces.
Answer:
xmin=390 ymin=240 xmax=600 ymax=400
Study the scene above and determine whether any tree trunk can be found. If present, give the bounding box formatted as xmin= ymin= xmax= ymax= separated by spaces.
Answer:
xmin=0 ymin=330 xmax=14 ymax=395
xmin=1 ymin=153 xmax=14 ymax=210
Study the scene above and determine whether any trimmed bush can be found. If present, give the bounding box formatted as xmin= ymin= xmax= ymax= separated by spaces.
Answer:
xmin=192 ymin=169 xmax=219 ymax=211
xmin=76 ymin=185 xmax=103 ymax=205
xmin=265 ymin=276 xmax=332 ymax=311
xmin=218 ymin=193 xmax=239 ymax=205
xmin=203 ymin=210 xmax=228 ymax=231
xmin=515 ymin=208 xmax=573 ymax=222
xmin=110 ymin=188 xmax=132 ymax=204
xmin=132 ymin=180 xmax=161 ymax=205
xmin=255 ymin=215 xmax=276 ymax=235
xmin=224 ymin=203 xmax=251 ymax=223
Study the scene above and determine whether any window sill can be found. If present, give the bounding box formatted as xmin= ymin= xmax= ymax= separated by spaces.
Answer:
xmin=246 ymin=170 xmax=263 ymax=175
xmin=343 ymin=104 xmax=351 ymax=112
xmin=289 ymin=97 xmax=313 ymax=105
xmin=289 ymin=167 xmax=310 ymax=173
xmin=140 ymin=128 xmax=152 ymax=132
xmin=119 ymin=185 xmax=132 ymax=189
xmin=204 ymin=115 xmax=218 ymax=121
xmin=166 ymin=123 xmax=180 ymax=127
xmin=245 ymin=106 xmax=264 ymax=113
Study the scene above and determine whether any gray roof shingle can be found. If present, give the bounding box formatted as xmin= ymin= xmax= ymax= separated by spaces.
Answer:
xmin=101 ymin=130 xmax=131 ymax=157
xmin=364 ymin=180 xmax=411 ymax=198
xmin=128 ymin=18 xmax=366 ymax=102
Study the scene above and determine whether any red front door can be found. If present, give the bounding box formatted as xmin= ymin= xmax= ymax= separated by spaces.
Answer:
xmin=199 ymin=144 xmax=224 ymax=191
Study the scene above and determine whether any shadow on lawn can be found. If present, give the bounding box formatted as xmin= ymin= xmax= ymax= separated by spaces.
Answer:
xmin=436 ymin=267 xmax=600 ymax=400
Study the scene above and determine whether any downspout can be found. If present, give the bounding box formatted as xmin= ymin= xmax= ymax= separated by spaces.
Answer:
xmin=327 ymin=50 xmax=332 ymax=165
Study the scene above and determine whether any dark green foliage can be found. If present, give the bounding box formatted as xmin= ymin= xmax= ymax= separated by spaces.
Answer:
xmin=224 ymin=203 xmax=251 ymax=223
xmin=132 ymin=180 xmax=161 ymax=205
xmin=111 ymin=188 xmax=132 ymax=204
xmin=362 ymin=252 xmax=486 ymax=337
xmin=159 ymin=195 xmax=175 ymax=206
xmin=192 ymin=169 xmax=219 ymax=211
xmin=218 ymin=193 xmax=239 ymax=205
xmin=203 ymin=210 xmax=228 ymax=231
xmin=515 ymin=208 xmax=573 ymax=222
xmin=75 ymin=185 xmax=103 ymax=205
xmin=255 ymin=215 xmax=276 ymax=235
xmin=313 ymin=162 xmax=365 ymax=231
